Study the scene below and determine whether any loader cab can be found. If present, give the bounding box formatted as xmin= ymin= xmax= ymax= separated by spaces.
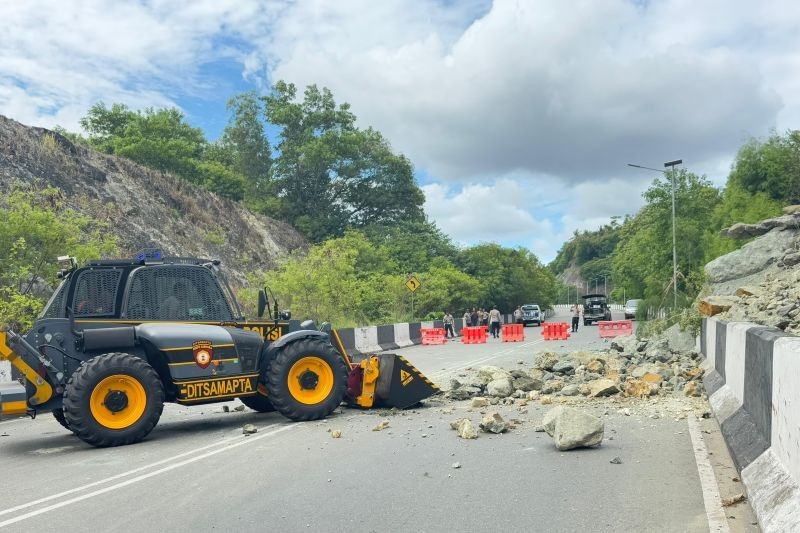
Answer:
xmin=39 ymin=256 xmax=243 ymax=324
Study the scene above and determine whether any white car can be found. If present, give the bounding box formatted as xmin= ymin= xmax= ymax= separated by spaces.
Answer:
xmin=624 ymin=299 xmax=643 ymax=319
xmin=519 ymin=304 xmax=542 ymax=326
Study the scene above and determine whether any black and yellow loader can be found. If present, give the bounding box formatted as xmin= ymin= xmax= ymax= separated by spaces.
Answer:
xmin=0 ymin=251 xmax=438 ymax=447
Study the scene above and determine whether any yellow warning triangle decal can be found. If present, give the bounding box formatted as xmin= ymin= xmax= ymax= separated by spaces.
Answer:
xmin=400 ymin=369 xmax=413 ymax=386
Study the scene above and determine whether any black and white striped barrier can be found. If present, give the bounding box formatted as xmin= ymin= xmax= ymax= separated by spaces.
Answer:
xmin=701 ymin=317 xmax=800 ymax=532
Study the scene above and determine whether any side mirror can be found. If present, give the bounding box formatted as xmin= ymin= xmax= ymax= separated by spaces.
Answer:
xmin=257 ymin=290 xmax=267 ymax=318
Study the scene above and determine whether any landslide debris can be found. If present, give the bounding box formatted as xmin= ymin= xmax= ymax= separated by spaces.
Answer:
xmin=445 ymin=327 xmax=706 ymax=406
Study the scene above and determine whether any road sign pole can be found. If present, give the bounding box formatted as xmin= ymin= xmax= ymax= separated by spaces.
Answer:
xmin=411 ymin=292 xmax=414 ymax=322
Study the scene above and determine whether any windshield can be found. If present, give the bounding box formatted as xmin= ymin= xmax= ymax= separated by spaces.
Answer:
xmin=625 ymin=300 xmax=640 ymax=307
xmin=522 ymin=305 xmax=539 ymax=311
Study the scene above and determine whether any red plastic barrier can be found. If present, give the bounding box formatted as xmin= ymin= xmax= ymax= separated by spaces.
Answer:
xmin=597 ymin=320 xmax=633 ymax=338
xmin=542 ymin=322 xmax=570 ymax=341
xmin=421 ymin=327 xmax=447 ymax=345
xmin=461 ymin=326 xmax=487 ymax=344
xmin=501 ymin=323 xmax=525 ymax=342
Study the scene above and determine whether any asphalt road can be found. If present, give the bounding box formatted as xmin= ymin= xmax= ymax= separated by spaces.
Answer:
xmin=0 ymin=309 xmax=758 ymax=532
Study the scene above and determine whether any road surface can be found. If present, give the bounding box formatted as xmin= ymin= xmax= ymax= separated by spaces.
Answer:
xmin=0 ymin=308 xmax=757 ymax=532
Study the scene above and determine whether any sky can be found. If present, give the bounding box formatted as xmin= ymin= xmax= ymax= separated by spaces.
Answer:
xmin=1 ymin=0 xmax=799 ymax=262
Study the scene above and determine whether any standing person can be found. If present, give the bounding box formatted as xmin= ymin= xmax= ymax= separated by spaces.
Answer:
xmin=489 ymin=306 xmax=502 ymax=338
xmin=513 ymin=306 xmax=522 ymax=324
xmin=570 ymin=303 xmax=580 ymax=333
xmin=481 ymin=308 xmax=489 ymax=327
xmin=463 ymin=310 xmax=471 ymax=327
xmin=443 ymin=312 xmax=455 ymax=339
xmin=470 ymin=308 xmax=479 ymax=327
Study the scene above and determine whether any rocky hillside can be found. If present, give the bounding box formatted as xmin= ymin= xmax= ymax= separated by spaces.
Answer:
xmin=0 ymin=115 xmax=306 ymax=284
xmin=700 ymin=205 xmax=800 ymax=334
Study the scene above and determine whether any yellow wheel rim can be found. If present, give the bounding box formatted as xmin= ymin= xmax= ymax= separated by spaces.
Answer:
xmin=89 ymin=374 xmax=147 ymax=429
xmin=287 ymin=356 xmax=334 ymax=405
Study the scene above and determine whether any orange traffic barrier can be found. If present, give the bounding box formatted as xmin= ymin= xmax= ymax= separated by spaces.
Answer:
xmin=501 ymin=323 xmax=525 ymax=342
xmin=542 ymin=322 xmax=570 ymax=341
xmin=421 ymin=328 xmax=447 ymax=345
xmin=461 ymin=326 xmax=487 ymax=344
xmin=597 ymin=320 xmax=633 ymax=338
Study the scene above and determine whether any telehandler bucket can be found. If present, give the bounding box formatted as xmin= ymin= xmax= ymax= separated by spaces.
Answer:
xmin=331 ymin=330 xmax=440 ymax=409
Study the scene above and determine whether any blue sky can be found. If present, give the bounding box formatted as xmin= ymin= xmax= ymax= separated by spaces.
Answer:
xmin=1 ymin=0 xmax=798 ymax=262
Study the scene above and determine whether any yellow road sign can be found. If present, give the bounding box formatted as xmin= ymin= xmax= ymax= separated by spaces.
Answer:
xmin=405 ymin=275 xmax=421 ymax=293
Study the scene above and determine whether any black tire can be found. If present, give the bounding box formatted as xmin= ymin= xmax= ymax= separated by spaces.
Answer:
xmin=239 ymin=393 xmax=276 ymax=413
xmin=63 ymin=353 xmax=164 ymax=448
xmin=52 ymin=408 xmax=74 ymax=433
xmin=266 ymin=338 xmax=347 ymax=422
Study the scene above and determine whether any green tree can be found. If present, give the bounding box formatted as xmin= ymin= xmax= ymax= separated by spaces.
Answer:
xmin=363 ymin=219 xmax=458 ymax=273
xmin=457 ymin=244 xmax=558 ymax=311
xmin=0 ymin=187 xmax=117 ymax=329
xmin=612 ymin=170 xmax=721 ymax=305
xmin=414 ymin=258 xmax=485 ymax=318
xmin=79 ymin=102 xmax=137 ymax=153
xmin=730 ymin=130 xmax=800 ymax=204
xmin=263 ymin=82 xmax=425 ymax=241
xmin=221 ymin=91 xmax=272 ymax=191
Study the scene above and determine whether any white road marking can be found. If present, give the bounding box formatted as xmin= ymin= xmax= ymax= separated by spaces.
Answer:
xmin=428 ymin=339 xmax=545 ymax=379
xmin=687 ymin=415 xmax=730 ymax=533
xmin=0 ymin=422 xmax=293 ymax=520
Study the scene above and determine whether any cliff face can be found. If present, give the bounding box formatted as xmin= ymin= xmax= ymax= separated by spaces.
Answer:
xmin=700 ymin=207 xmax=800 ymax=335
xmin=0 ymin=115 xmax=306 ymax=284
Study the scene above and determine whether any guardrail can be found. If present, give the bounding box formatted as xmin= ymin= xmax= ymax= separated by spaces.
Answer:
xmin=701 ymin=317 xmax=800 ymax=532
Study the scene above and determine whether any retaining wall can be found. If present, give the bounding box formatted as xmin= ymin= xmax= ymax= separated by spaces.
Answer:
xmin=701 ymin=317 xmax=800 ymax=532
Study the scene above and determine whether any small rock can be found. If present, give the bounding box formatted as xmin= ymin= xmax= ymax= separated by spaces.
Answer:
xmin=517 ymin=359 xmax=524 ymax=365
xmin=684 ymin=381 xmax=702 ymax=397
xmin=222 ymin=405 xmax=230 ymax=413
xmin=479 ymin=413 xmax=509 ymax=434
xmin=527 ymin=390 xmax=541 ymax=401
xmin=450 ymin=418 xmax=478 ymax=439
xmin=540 ymin=396 xmax=553 ymax=405
xmin=452 ymin=462 xmax=461 ymax=469
xmin=560 ymin=384 xmax=580 ymax=396
xmin=722 ymin=493 xmax=746 ymax=507
xmin=620 ymin=408 xmax=631 ymax=416
xmin=552 ymin=360 xmax=576 ymax=375
xmin=610 ymin=456 xmax=623 ymax=464
xmin=533 ymin=351 xmax=560 ymax=371
xmin=534 ymin=425 xmax=545 ymax=432
xmin=243 ymin=424 xmax=258 ymax=435
xmin=487 ymin=378 xmax=515 ymax=397
xmin=330 ymin=429 xmax=342 ymax=438
xmin=449 ymin=379 xmax=462 ymax=390
xmin=471 ymin=397 xmax=489 ymax=408
xmin=233 ymin=405 xmax=246 ymax=412
xmin=373 ymin=420 xmax=391 ymax=431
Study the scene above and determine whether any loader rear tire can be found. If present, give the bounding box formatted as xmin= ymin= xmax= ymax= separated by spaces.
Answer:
xmin=266 ymin=339 xmax=347 ymax=422
xmin=239 ymin=393 xmax=276 ymax=413
xmin=52 ymin=408 xmax=74 ymax=433
xmin=63 ymin=353 xmax=164 ymax=448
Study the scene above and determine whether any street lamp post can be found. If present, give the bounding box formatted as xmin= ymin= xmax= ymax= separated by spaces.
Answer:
xmin=627 ymin=159 xmax=682 ymax=309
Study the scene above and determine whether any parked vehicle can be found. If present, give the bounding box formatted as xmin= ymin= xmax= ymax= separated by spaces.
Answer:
xmin=519 ymin=304 xmax=542 ymax=326
xmin=581 ymin=294 xmax=612 ymax=325
xmin=624 ymin=299 xmax=643 ymax=319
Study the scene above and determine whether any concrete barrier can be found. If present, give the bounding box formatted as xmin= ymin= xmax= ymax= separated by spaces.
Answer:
xmin=701 ymin=317 xmax=800 ymax=532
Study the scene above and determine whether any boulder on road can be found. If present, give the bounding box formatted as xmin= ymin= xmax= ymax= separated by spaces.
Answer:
xmin=662 ymin=323 xmax=696 ymax=352
xmin=487 ymin=378 xmax=514 ymax=397
xmin=478 ymin=365 xmax=512 ymax=382
xmin=479 ymin=413 xmax=509 ymax=434
xmin=512 ymin=375 xmax=538 ymax=392
xmin=624 ymin=379 xmax=657 ymax=398
xmin=699 ymin=295 xmax=738 ymax=317
xmin=588 ymin=378 xmax=620 ymax=397
xmin=545 ymin=407 xmax=605 ymax=451
xmin=471 ymin=397 xmax=489 ymax=408
xmin=541 ymin=406 xmax=564 ymax=437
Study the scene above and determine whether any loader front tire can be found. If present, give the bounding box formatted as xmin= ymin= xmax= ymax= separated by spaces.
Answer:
xmin=52 ymin=408 xmax=74 ymax=433
xmin=63 ymin=353 xmax=164 ymax=447
xmin=266 ymin=339 xmax=347 ymax=421
xmin=239 ymin=393 xmax=276 ymax=413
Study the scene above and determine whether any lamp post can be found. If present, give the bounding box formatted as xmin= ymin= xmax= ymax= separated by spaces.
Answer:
xmin=627 ymin=159 xmax=682 ymax=309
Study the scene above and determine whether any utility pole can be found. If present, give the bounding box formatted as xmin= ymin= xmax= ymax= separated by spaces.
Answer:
xmin=664 ymin=160 xmax=682 ymax=309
